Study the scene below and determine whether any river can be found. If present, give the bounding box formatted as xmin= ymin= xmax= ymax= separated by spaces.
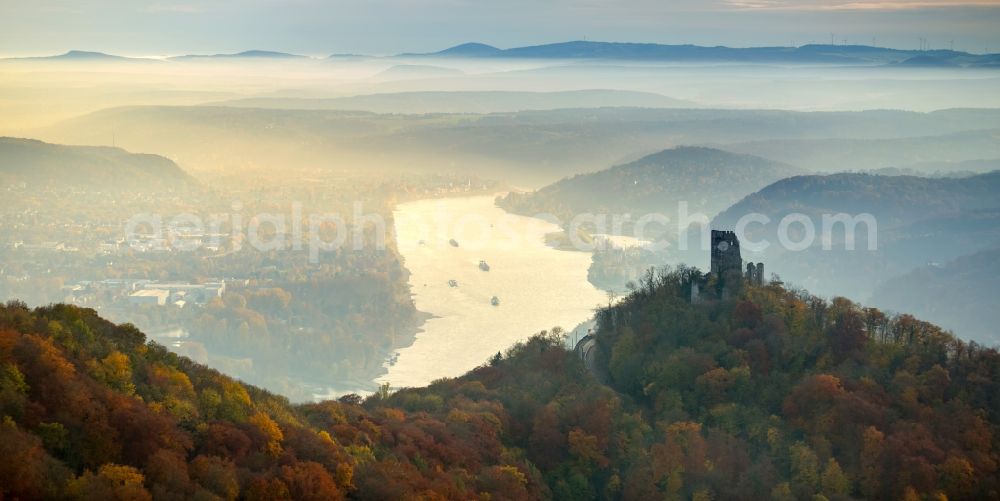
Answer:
xmin=376 ymin=194 xmax=607 ymax=389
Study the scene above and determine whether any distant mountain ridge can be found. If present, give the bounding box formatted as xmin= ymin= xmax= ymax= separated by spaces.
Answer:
xmin=0 ymin=137 xmax=192 ymax=190
xmin=415 ymin=41 xmax=1000 ymax=67
xmin=4 ymin=50 xmax=156 ymax=62
xmin=1 ymin=50 xmax=307 ymax=62
xmin=7 ymin=42 xmax=998 ymax=67
xmin=168 ymin=50 xmax=307 ymax=60
xmin=43 ymin=50 xmax=126 ymax=60
xmin=430 ymin=42 xmax=503 ymax=57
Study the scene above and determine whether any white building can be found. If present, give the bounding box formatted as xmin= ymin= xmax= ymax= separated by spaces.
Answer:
xmin=128 ymin=289 xmax=169 ymax=306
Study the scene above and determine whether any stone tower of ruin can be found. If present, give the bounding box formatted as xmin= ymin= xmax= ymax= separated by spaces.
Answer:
xmin=710 ymin=230 xmax=742 ymax=278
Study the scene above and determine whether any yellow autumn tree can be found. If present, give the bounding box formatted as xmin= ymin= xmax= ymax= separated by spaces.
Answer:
xmin=70 ymin=464 xmax=151 ymax=501
xmin=249 ymin=412 xmax=284 ymax=456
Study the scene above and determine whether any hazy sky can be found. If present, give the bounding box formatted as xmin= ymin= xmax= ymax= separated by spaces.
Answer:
xmin=2 ymin=0 xmax=999 ymax=56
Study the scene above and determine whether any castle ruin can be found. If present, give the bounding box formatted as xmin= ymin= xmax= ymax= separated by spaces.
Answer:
xmin=693 ymin=230 xmax=765 ymax=302
xmin=711 ymin=230 xmax=743 ymax=278
xmin=745 ymin=262 xmax=765 ymax=287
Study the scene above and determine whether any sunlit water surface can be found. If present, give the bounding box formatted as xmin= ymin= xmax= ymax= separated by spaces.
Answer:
xmin=375 ymin=195 xmax=606 ymax=389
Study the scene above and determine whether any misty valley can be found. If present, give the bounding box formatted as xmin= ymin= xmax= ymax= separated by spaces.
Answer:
xmin=2 ymin=35 xmax=1000 ymax=500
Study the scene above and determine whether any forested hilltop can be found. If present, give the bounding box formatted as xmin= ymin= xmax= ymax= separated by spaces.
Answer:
xmin=1 ymin=267 xmax=998 ymax=499
xmin=497 ymin=147 xmax=799 ymax=232
xmin=0 ymin=137 xmax=192 ymax=190
xmin=584 ymin=268 xmax=1000 ymax=498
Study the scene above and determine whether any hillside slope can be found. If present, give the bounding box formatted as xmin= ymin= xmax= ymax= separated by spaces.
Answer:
xmin=585 ymin=266 xmax=1000 ymax=499
xmin=0 ymin=137 xmax=191 ymax=190
xmin=716 ymin=171 xmax=1000 ymax=231
xmin=869 ymin=247 xmax=1000 ymax=345
xmin=710 ymin=171 xmax=1000 ymax=305
xmin=2 ymin=268 xmax=999 ymax=499
xmin=0 ymin=302 xmax=582 ymax=499
xmin=498 ymin=146 xmax=800 ymax=226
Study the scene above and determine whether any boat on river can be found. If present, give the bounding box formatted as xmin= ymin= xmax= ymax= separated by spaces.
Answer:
xmin=479 ymin=260 xmax=490 ymax=271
